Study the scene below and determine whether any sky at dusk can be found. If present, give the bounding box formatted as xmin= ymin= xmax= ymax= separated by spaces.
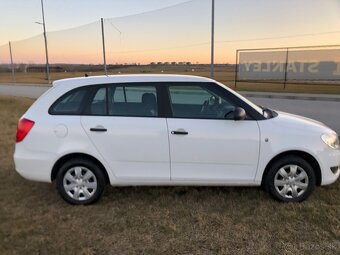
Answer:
xmin=0 ymin=0 xmax=340 ymax=64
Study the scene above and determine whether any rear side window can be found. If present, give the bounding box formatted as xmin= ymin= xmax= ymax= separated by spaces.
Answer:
xmin=86 ymin=87 xmax=107 ymax=115
xmin=108 ymin=85 xmax=158 ymax=117
xmin=49 ymin=88 xmax=87 ymax=115
xmin=50 ymin=84 xmax=159 ymax=117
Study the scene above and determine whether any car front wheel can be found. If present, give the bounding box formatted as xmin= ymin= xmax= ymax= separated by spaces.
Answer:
xmin=56 ymin=158 xmax=106 ymax=205
xmin=265 ymin=155 xmax=316 ymax=202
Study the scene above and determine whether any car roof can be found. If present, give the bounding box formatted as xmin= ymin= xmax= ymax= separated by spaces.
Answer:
xmin=52 ymin=74 xmax=215 ymax=87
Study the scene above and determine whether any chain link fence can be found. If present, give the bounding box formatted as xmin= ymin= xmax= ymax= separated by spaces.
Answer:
xmin=0 ymin=0 xmax=339 ymax=91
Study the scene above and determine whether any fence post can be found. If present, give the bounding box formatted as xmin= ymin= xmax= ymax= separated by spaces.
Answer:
xmin=101 ymin=18 xmax=107 ymax=75
xmin=9 ymin=41 xmax=16 ymax=83
xmin=283 ymin=48 xmax=289 ymax=89
xmin=210 ymin=0 xmax=215 ymax=79
xmin=40 ymin=0 xmax=51 ymax=83
xmin=234 ymin=50 xmax=239 ymax=88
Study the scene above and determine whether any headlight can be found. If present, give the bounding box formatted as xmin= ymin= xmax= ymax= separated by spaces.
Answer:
xmin=321 ymin=133 xmax=339 ymax=149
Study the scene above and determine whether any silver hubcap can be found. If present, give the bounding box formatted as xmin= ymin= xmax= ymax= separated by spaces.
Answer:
xmin=63 ymin=166 xmax=97 ymax=201
xmin=274 ymin=164 xmax=309 ymax=199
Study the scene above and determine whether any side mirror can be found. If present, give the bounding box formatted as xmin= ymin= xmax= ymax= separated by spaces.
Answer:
xmin=233 ymin=107 xmax=246 ymax=121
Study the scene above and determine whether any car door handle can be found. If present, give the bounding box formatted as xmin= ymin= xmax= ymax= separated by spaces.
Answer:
xmin=90 ymin=127 xmax=107 ymax=132
xmin=171 ymin=130 xmax=188 ymax=135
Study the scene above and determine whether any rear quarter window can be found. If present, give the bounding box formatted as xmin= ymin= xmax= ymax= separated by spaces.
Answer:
xmin=49 ymin=88 xmax=88 ymax=115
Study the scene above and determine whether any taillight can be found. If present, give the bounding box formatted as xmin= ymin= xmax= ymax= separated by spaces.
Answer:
xmin=16 ymin=118 xmax=35 ymax=143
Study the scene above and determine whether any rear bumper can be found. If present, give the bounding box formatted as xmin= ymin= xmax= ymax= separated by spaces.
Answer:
xmin=14 ymin=144 xmax=55 ymax=183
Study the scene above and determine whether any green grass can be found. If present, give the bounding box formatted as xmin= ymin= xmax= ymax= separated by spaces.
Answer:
xmin=0 ymin=95 xmax=339 ymax=254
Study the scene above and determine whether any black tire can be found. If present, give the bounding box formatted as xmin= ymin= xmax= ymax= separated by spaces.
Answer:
xmin=264 ymin=155 xmax=316 ymax=202
xmin=56 ymin=157 xmax=106 ymax=205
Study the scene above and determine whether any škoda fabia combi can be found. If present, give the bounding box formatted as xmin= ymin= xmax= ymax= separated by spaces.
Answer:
xmin=14 ymin=75 xmax=340 ymax=204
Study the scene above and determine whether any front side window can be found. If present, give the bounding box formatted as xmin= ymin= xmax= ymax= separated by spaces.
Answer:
xmin=168 ymin=84 xmax=236 ymax=119
xmin=49 ymin=88 xmax=87 ymax=115
xmin=108 ymin=85 xmax=158 ymax=117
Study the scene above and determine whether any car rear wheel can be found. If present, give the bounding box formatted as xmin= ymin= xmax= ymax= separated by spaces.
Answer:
xmin=56 ymin=158 xmax=106 ymax=205
xmin=265 ymin=155 xmax=316 ymax=202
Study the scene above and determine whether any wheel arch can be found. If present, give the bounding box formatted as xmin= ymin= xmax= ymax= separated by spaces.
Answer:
xmin=51 ymin=153 xmax=110 ymax=184
xmin=261 ymin=150 xmax=322 ymax=186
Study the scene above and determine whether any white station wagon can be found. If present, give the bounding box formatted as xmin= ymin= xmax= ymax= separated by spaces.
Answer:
xmin=14 ymin=75 xmax=339 ymax=204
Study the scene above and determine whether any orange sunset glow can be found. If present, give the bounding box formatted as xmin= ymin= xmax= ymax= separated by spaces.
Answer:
xmin=1 ymin=0 xmax=340 ymax=65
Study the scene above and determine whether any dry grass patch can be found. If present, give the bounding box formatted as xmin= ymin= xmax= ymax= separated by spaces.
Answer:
xmin=0 ymin=95 xmax=339 ymax=254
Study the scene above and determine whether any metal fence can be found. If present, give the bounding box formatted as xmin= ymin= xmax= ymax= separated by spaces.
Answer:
xmin=0 ymin=0 xmax=213 ymax=83
xmin=1 ymin=0 xmax=340 ymax=86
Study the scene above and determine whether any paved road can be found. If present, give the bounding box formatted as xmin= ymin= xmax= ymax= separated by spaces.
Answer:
xmin=1 ymin=84 xmax=340 ymax=133
xmin=250 ymin=97 xmax=340 ymax=133
xmin=0 ymin=84 xmax=50 ymax=98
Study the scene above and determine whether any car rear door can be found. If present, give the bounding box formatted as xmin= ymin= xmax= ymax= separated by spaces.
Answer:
xmin=80 ymin=83 xmax=170 ymax=181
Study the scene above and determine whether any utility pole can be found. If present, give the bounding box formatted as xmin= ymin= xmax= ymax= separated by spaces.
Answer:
xmin=9 ymin=41 xmax=16 ymax=83
xmin=210 ymin=0 xmax=215 ymax=79
xmin=40 ymin=0 xmax=50 ymax=83
xmin=101 ymin=18 xmax=107 ymax=75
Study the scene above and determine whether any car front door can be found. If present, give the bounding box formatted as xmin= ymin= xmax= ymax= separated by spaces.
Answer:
xmin=81 ymin=83 xmax=170 ymax=181
xmin=166 ymin=83 xmax=260 ymax=183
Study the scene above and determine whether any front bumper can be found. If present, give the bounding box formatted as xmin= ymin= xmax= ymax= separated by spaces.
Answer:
xmin=319 ymin=148 xmax=340 ymax=185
